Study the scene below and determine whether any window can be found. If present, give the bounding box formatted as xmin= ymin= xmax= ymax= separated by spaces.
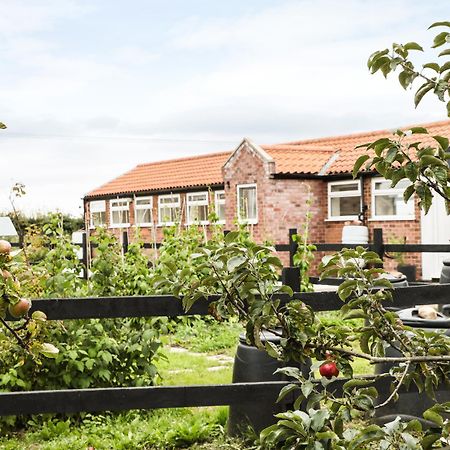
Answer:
xmin=328 ymin=180 xmax=361 ymax=220
xmin=214 ymin=190 xmax=226 ymax=224
xmin=187 ymin=192 xmax=209 ymax=224
xmin=110 ymin=199 xmax=130 ymax=227
xmin=371 ymin=178 xmax=415 ymax=220
xmin=89 ymin=200 xmax=106 ymax=228
xmin=237 ymin=184 xmax=257 ymax=224
xmin=134 ymin=196 xmax=153 ymax=226
xmin=158 ymin=194 xmax=181 ymax=225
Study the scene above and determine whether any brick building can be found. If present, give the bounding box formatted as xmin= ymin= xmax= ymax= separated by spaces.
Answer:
xmin=84 ymin=120 xmax=450 ymax=279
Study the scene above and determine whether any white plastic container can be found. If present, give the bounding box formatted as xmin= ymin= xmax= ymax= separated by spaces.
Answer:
xmin=342 ymin=225 xmax=369 ymax=244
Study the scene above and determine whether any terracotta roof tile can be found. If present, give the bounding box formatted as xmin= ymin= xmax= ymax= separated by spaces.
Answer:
xmin=86 ymin=151 xmax=230 ymax=197
xmin=281 ymin=119 xmax=450 ymax=174
xmin=263 ymin=145 xmax=336 ymax=174
xmin=85 ymin=120 xmax=450 ymax=197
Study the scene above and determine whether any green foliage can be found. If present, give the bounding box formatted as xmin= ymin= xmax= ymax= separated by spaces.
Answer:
xmin=357 ymin=21 xmax=450 ymax=212
xmin=292 ymin=189 xmax=316 ymax=292
xmin=353 ymin=129 xmax=450 ymax=214
xmin=0 ymin=408 xmax=230 ymax=450
xmin=367 ymin=22 xmax=450 ymax=115
xmin=7 ymin=210 xmax=83 ymax=243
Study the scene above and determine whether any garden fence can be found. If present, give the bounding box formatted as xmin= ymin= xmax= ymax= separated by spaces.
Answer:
xmin=1 ymin=283 xmax=449 ymax=417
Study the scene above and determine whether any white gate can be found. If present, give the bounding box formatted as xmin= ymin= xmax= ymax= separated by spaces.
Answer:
xmin=421 ymin=195 xmax=450 ymax=280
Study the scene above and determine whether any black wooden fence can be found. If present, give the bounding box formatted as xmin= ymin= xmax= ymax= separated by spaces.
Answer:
xmin=1 ymin=283 xmax=449 ymax=417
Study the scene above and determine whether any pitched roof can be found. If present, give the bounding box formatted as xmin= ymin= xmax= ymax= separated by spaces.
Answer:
xmin=281 ymin=119 xmax=450 ymax=174
xmin=86 ymin=151 xmax=230 ymax=197
xmin=85 ymin=120 xmax=450 ymax=197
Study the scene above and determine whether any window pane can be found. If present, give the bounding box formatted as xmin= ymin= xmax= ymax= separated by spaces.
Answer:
xmin=136 ymin=198 xmax=152 ymax=206
xmin=91 ymin=211 xmax=106 ymax=226
xmin=136 ymin=208 xmax=152 ymax=224
xmin=188 ymin=193 xmax=207 ymax=203
xmin=330 ymin=183 xmax=359 ymax=193
xmin=111 ymin=200 xmax=128 ymax=208
xmin=160 ymin=206 xmax=180 ymax=223
xmin=330 ymin=196 xmax=360 ymax=217
xmin=160 ymin=196 xmax=179 ymax=205
xmin=188 ymin=204 xmax=208 ymax=223
xmin=91 ymin=200 xmax=106 ymax=212
xmin=112 ymin=209 xmax=129 ymax=224
xmin=239 ymin=187 xmax=257 ymax=220
xmin=216 ymin=192 xmax=225 ymax=201
xmin=216 ymin=203 xmax=225 ymax=222
xmin=375 ymin=194 xmax=413 ymax=217
xmin=375 ymin=179 xmax=411 ymax=191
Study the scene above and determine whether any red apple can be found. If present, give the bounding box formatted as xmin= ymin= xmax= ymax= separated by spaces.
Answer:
xmin=8 ymin=298 xmax=31 ymax=318
xmin=319 ymin=361 xmax=339 ymax=379
xmin=0 ymin=240 xmax=11 ymax=254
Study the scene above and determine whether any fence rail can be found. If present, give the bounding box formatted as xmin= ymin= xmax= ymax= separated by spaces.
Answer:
xmin=2 ymin=283 xmax=450 ymax=416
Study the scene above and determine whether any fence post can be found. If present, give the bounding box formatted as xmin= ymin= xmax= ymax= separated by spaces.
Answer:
xmin=81 ymin=232 xmax=89 ymax=280
xmin=373 ymin=228 xmax=384 ymax=263
xmin=122 ymin=231 xmax=129 ymax=254
xmin=282 ymin=266 xmax=300 ymax=292
xmin=288 ymin=228 xmax=297 ymax=267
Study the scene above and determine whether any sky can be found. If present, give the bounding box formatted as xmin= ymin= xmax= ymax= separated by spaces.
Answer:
xmin=1 ymin=0 xmax=448 ymax=217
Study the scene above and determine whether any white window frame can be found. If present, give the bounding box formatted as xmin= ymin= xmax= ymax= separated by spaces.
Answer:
xmin=186 ymin=191 xmax=209 ymax=225
xmin=214 ymin=190 xmax=226 ymax=224
xmin=109 ymin=198 xmax=131 ymax=228
xmin=134 ymin=196 xmax=153 ymax=227
xmin=89 ymin=200 xmax=106 ymax=228
xmin=158 ymin=193 xmax=181 ymax=226
xmin=237 ymin=183 xmax=258 ymax=224
xmin=370 ymin=177 xmax=415 ymax=221
xmin=327 ymin=180 xmax=361 ymax=221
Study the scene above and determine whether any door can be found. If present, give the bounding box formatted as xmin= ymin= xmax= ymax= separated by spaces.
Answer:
xmin=421 ymin=195 xmax=450 ymax=280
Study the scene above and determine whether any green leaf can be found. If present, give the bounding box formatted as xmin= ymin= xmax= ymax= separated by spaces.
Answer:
xmin=39 ymin=343 xmax=59 ymax=359
xmin=385 ymin=147 xmax=398 ymax=163
xmin=422 ymin=62 xmax=440 ymax=72
xmin=224 ymin=231 xmax=239 ymax=244
xmin=301 ymin=380 xmax=314 ymax=398
xmin=414 ymin=81 xmax=435 ymax=107
xmin=438 ymin=48 xmax=450 ymax=57
xmin=428 ymin=21 xmax=450 ymax=29
xmin=352 ymin=155 xmax=370 ymax=178
xmin=0 ymin=122 xmax=6 ymax=129
xmin=420 ymin=154 xmax=446 ymax=167
xmin=432 ymin=165 xmax=448 ymax=185
xmin=439 ymin=61 xmax=450 ymax=73
xmin=276 ymin=383 xmax=300 ymax=403
xmin=433 ymin=135 xmax=449 ymax=151
xmin=227 ymin=255 xmax=246 ymax=272
xmin=404 ymin=162 xmax=418 ymax=182
xmin=342 ymin=309 xmax=368 ymax=320
xmin=343 ymin=378 xmax=375 ymax=391
xmin=421 ymin=434 xmax=441 ymax=449
xmin=432 ymin=31 xmax=449 ymax=48
xmin=403 ymin=184 xmax=415 ymax=202
xmin=404 ymin=42 xmax=424 ymax=51
xmin=410 ymin=126 xmax=428 ymax=134
xmin=416 ymin=183 xmax=433 ymax=214
xmin=423 ymin=408 xmax=444 ymax=427
xmin=398 ymin=71 xmax=411 ymax=89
